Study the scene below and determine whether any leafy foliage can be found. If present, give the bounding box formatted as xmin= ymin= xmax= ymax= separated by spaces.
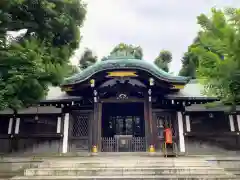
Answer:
xmin=79 ymin=48 xmax=97 ymax=70
xmin=191 ymin=7 xmax=240 ymax=107
xmin=0 ymin=0 xmax=86 ymax=110
xmin=179 ymin=50 xmax=199 ymax=78
xmin=110 ymin=43 xmax=143 ymax=59
xmin=179 ymin=33 xmax=202 ymax=78
xmin=154 ymin=50 xmax=172 ymax=72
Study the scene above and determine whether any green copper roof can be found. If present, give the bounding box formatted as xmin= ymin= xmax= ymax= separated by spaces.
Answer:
xmin=62 ymin=58 xmax=190 ymax=86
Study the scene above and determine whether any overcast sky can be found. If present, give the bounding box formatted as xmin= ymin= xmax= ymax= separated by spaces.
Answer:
xmin=71 ymin=0 xmax=240 ymax=74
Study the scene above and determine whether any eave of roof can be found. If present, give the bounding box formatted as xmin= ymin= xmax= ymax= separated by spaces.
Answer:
xmin=45 ymin=80 xmax=218 ymax=102
xmin=61 ymin=59 xmax=190 ymax=86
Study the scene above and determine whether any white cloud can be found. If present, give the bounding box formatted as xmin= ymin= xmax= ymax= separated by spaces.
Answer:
xmin=72 ymin=0 xmax=240 ymax=74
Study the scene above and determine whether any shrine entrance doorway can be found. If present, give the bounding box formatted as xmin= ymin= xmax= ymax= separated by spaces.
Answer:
xmin=101 ymin=102 xmax=146 ymax=152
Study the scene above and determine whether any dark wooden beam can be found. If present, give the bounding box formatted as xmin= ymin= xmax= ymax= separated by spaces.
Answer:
xmin=100 ymin=97 xmax=145 ymax=103
xmin=13 ymin=134 xmax=62 ymax=139
xmin=144 ymin=98 xmax=149 ymax=149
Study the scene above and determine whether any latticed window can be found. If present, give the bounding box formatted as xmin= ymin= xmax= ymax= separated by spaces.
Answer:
xmin=71 ymin=112 xmax=89 ymax=137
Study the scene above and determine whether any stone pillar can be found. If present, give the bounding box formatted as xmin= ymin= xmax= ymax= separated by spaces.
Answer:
xmin=237 ymin=115 xmax=240 ymax=131
xmin=185 ymin=115 xmax=191 ymax=132
xmin=14 ymin=117 xmax=20 ymax=134
xmin=177 ymin=112 xmax=185 ymax=153
xmin=8 ymin=118 xmax=13 ymax=134
xmin=229 ymin=115 xmax=235 ymax=132
xmin=62 ymin=113 xmax=69 ymax=153
xmin=57 ymin=116 xmax=61 ymax=133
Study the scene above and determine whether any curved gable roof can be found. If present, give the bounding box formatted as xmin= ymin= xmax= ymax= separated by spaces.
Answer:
xmin=62 ymin=58 xmax=190 ymax=86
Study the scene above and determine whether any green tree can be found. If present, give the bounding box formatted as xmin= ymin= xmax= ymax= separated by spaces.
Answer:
xmin=179 ymin=50 xmax=199 ymax=78
xmin=179 ymin=34 xmax=201 ymax=78
xmin=110 ymin=43 xmax=143 ymax=59
xmin=0 ymin=0 xmax=86 ymax=110
xmin=154 ymin=50 xmax=172 ymax=72
xmin=79 ymin=48 xmax=97 ymax=70
xmin=191 ymin=7 xmax=240 ymax=107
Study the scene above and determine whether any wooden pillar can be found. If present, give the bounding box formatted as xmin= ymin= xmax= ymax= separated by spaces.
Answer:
xmin=8 ymin=117 xmax=13 ymax=134
xmin=148 ymin=89 xmax=154 ymax=146
xmin=229 ymin=115 xmax=235 ymax=132
xmin=185 ymin=115 xmax=191 ymax=132
xmin=237 ymin=114 xmax=240 ymax=131
xmin=12 ymin=115 xmax=20 ymax=152
xmin=148 ymin=78 xmax=155 ymax=153
xmin=177 ymin=111 xmax=185 ymax=153
xmin=147 ymin=88 xmax=155 ymax=153
xmin=8 ymin=117 xmax=14 ymax=153
xmin=91 ymin=78 xmax=99 ymax=154
xmin=62 ymin=113 xmax=70 ymax=153
xmin=144 ymin=99 xmax=149 ymax=149
xmin=97 ymin=103 xmax=102 ymax=151
xmin=57 ymin=116 xmax=61 ymax=134
xmin=14 ymin=117 xmax=20 ymax=134
xmin=92 ymin=102 xmax=98 ymax=153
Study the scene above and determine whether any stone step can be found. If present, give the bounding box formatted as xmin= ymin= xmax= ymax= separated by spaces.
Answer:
xmin=42 ymin=158 xmax=207 ymax=162
xmin=42 ymin=161 xmax=209 ymax=164
xmin=41 ymin=160 xmax=209 ymax=163
xmin=40 ymin=159 xmax=209 ymax=164
xmin=39 ymin=162 xmax=211 ymax=168
xmin=28 ymin=167 xmax=223 ymax=171
xmin=24 ymin=167 xmax=228 ymax=176
xmin=11 ymin=175 xmax=238 ymax=180
xmin=44 ymin=160 xmax=209 ymax=164
xmin=42 ymin=158 xmax=207 ymax=161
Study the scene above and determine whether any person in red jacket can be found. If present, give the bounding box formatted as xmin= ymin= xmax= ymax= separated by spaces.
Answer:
xmin=163 ymin=124 xmax=173 ymax=156
xmin=164 ymin=127 xmax=173 ymax=144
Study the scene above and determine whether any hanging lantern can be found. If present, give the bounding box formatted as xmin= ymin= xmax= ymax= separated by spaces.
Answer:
xmin=90 ymin=79 xmax=95 ymax=87
xmin=149 ymin=78 xmax=154 ymax=86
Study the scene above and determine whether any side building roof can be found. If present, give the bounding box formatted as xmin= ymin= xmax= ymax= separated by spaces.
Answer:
xmin=166 ymin=79 xmax=217 ymax=100
xmin=0 ymin=87 xmax=71 ymax=115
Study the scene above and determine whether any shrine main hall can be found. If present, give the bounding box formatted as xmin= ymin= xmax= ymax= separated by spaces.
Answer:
xmin=0 ymin=54 xmax=240 ymax=155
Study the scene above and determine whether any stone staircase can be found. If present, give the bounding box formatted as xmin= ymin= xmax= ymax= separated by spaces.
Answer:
xmin=10 ymin=156 xmax=238 ymax=180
